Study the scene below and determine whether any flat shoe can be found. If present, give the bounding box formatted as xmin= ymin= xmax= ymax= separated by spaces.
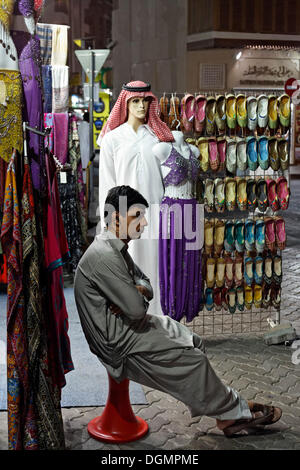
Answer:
xmin=236 ymin=286 xmax=245 ymax=311
xmin=236 ymin=93 xmax=247 ymax=128
xmin=276 ymin=176 xmax=290 ymax=210
xmin=224 ymin=220 xmax=235 ymax=252
xmin=214 ymin=178 xmax=225 ymax=213
xmin=245 ymin=285 xmax=253 ymax=310
xmin=215 ymin=94 xmax=226 ymax=134
xmin=216 ymin=257 xmax=226 ymax=288
xmin=248 ymin=402 xmax=282 ymax=425
xmin=258 ymin=136 xmax=269 ymax=170
xmin=197 ymin=137 xmax=209 ymax=172
xmin=246 ymin=178 xmax=257 ymax=212
xmin=206 ymin=96 xmax=216 ymax=136
xmin=204 ymin=178 xmax=215 ymax=212
xmin=226 ymin=137 xmax=237 ymax=173
xmin=180 ymin=94 xmax=195 ymax=133
xmin=257 ymin=94 xmax=268 ymax=129
xmin=265 ymin=217 xmax=276 ymax=251
xmin=222 ymin=408 xmax=273 ymax=437
xmin=254 ymin=284 xmax=263 ymax=308
xmin=236 ymin=177 xmax=247 ymax=211
xmin=236 ymin=137 xmax=247 ymax=171
xmin=245 ymin=218 xmax=255 ymax=251
xmin=225 ymin=177 xmax=236 ymax=211
xmin=266 ymin=178 xmax=280 ymax=212
xmin=204 ymin=219 xmax=214 ymax=254
xmin=269 ymin=137 xmax=280 ymax=171
xmin=255 ymin=218 xmax=265 ymax=253
xmin=194 ymin=95 xmax=207 ymax=134
xmin=208 ymin=137 xmax=219 ymax=171
xmin=234 ymin=219 xmax=245 ymax=253
xmin=206 ymin=257 xmax=216 ymax=288
xmin=214 ymin=218 xmax=225 ymax=254
xmin=273 ymin=254 xmax=282 ymax=285
xmin=278 ymin=138 xmax=289 ymax=171
xmin=217 ymin=137 xmax=226 ymax=171
xmin=268 ymin=95 xmax=278 ymax=131
xmin=256 ymin=178 xmax=268 ymax=212
xmin=275 ymin=216 xmax=286 ymax=250
xmin=226 ymin=288 xmax=236 ymax=314
xmin=246 ymin=136 xmax=258 ymax=171
xmin=226 ymin=93 xmax=237 ymax=130
xmin=278 ymin=93 xmax=290 ymax=128
xmin=247 ymin=96 xmax=257 ymax=131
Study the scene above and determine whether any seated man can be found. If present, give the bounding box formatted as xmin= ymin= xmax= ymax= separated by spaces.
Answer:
xmin=74 ymin=185 xmax=282 ymax=437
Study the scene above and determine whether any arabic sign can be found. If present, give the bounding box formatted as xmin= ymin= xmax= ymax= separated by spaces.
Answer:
xmin=233 ymin=58 xmax=299 ymax=87
xmin=243 ymin=65 xmax=293 ymax=78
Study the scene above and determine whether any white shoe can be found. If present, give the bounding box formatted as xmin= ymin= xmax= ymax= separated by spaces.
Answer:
xmin=247 ymin=96 xmax=257 ymax=131
xmin=257 ymin=94 xmax=268 ymax=128
xmin=236 ymin=137 xmax=247 ymax=171
xmin=226 ymin=137 xmax=237 ymax=174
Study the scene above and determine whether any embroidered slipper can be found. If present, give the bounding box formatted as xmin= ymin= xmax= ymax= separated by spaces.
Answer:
xmin=268 ymin=95 xmax=278 ymax=131
xmin=226 ymin=288 xmax=237 ymax=314
xmin=234 ymin=219 xmax=245 ymax=253
xmin=236 ymin=137 xmax=247 ymax=171
xmin=196 ymin=178 xmax=204 ymax=204
xmin=246 ymin=178 xmax=257 ymax=212
xmin=208 ymin=137 xmax=219 ymax=171
xmin=254 ymin=284 xmax=263 ymax=308
xmin=213 ymin=287 xmax=222 ymax=311
xmin=271 ymin=285 xmax=282 ymax=310
xmin=215 ymin=94 xmax=226 ymax=134
xmin=236 ymin=93 xmax=247 ymax=129
xmin=236 ymin=286 xmax=245 ymax=311
xmin=214 ymin=179 xmax=225 ymax=213
xmin=224 ymin=220 xmax=235 ymax=252
xmin=245 ymin=218 xmax=255 ymax=251
xmin=273 ymin=255 xmax=282 ymax=285
xmin=197 ymin=137 xmax=209 ymax=172
xmin=194 ymin=95 xmax=207 ymax=134
xmin=206 ymin=257 xmax=216 ymax=288
xmin=245 ymin=285 xmax=253 ymax=310
xmin=205 ymin=287 xmax=214 ymax=311
xmin=214 ymin=218 xmax=225 ymax=254
xmin=225 ymin=256 xmax=234 ymax=288
xmin=226 ymin=137 xmax=237 ymax=173
xmin=257 ymin=94 xmax=268 ymax=129
xmin=234 ymin=256 xmax=244 ymax=287
xmin=258 ymin=136 xmax=269 ymax=170
xmin=255 ymin=218 xmax=265 ymax=253
xmin=225 ymin=177 xmax=237 ymax=211
xmin=269 ymin=137 xmax=280 ymax=171
xmin=254 ymin=256 xmax=264 ymax=285
xmin=216 ymin=257 xmax=226 ymax=288
xmin=262 ymin=284 xmax=272 ymax=308
xmin=246 ymin=136 xmax=258 ymax=171
xmin=204 ymin=178 xmax=215 ymax=212
xmin=278 ymin=93 xmax=291 ymax=129
xmin=217 ymin=137 xmax=226 ymax=171
xmin=180 ymin=94 xmax=195 ymax=133
xmin=276 ymin=176 xmax=290 ymax=210
xmin=204 ymin=219 xmax=214 ymax=254
xmin=256 ymin=178 xmax=268 ymax=213
xmin=278 ymin=138 xmax=289 ymax=171
xmin=205 ymin=96 xmax=217 ymax=136
xmin=275 ymin=216 xmax=286 ymax=250
xmin=244 ymin=256 xmax=254 ymax=286
xmin=263 ymin=255 xmax=273 ymax=286
xmin=221 ymin=286 xmax=228 ymax=310
xmin=226 ymin=93 xmax=237 ymax=130
xmin=236 ymin=177 xmax=247 ymax=211
xmin=266 ymin=178 xmax=280 ymax=212
xmin=247 ymin=96 xmax=257 ymax=131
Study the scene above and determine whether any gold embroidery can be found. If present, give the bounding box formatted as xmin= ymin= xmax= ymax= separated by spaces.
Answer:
xmin=0 ymin=70 xmax=23 ymax=163
xmin=0 ymin=0 xmax=14 ymax=30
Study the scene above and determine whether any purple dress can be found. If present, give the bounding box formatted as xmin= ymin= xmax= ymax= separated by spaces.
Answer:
xmin=11 ymin=30 xmax=45 ymax=192
xmin=159 ymin=145 xmax=203 ymax=322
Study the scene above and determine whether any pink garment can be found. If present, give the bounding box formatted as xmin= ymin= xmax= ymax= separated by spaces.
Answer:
xmin=99 ymin=80 xmax=174 ymax=143
xmin=53 ymin=112 xmax=69 ymax=164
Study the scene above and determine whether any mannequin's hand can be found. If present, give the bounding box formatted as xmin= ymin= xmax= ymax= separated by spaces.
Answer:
xmin=109 ymin=303 xmax=123 ymax=316
xmin=135 ymin=285 xmax=152 ymax=300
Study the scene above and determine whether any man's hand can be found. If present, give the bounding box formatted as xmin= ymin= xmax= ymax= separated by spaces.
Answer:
xmin=135 ymin=284 xmax=152 ymax=300
xmin=109 ymin=303 xmax=123 ymax=316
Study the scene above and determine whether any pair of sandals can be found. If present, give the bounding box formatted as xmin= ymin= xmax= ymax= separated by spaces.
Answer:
xmin=265 ymin=216 xmax=286 ymax=251
xmin=264 ymin=255 xmax=282 ymax=286
xmin=269 ymin=137 xmax=289 ymax=171
xmin=221 ymin=402 xmax=282 ymax=437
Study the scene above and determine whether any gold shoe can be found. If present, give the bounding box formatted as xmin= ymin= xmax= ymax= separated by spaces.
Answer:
xmin=206 ymin=257 xmax=216 ymax=288
xmin=204 ymin=219 xmax=214 ymax=255
xmin=254 ymin=284 xmax=262 ymax=308
xmin=245 ymin=285 xmax=253 ymax=310
xmin=214 ymin=219 xmax=225 ymax=254
xmin=197 ymin=137 xmax=209 ymax=172
xmin=216 ymin=257 xmax=226 ymax=288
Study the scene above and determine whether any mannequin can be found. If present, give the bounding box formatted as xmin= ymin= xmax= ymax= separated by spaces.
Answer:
xmin=97 ymin=81 xmax=174 ymax=315
xmin=153 ymin=130 xmax=204 ymax=322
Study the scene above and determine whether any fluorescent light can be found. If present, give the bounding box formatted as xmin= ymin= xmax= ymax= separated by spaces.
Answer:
xmin=236 ymin=51 xmax=242 ymax=60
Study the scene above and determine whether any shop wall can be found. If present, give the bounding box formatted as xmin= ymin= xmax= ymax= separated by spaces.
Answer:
xmin=112 ymin=0 xmax=187 ymax=99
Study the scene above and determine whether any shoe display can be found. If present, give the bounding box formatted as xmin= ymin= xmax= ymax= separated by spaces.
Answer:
xmin=264 ymin=255 xmax=273 ymax=286
xmin=246 ymin=136 xmax=258 ymax=171
xmin=265 ymin=217 xmax=276 ymax=252
xmin=208 ymin=137 xmax=219 ymax=171
xmin=278 ymin=93 xmax=291 ymax=129
xmin=169 ymin=95 xmax=180 ymax=130
xmin=258 ymin=136 xmax=269 ymax=170
xmin=256 ymin=178 xmax=268 ymax=212
xmin=225 ymin=177 xmax=236 ymax=211
xmin=214 ymin=218 xmax=225 ymax=254
xmin=214 ymin=179 xmax=225 ymax=213
xmin=246 ymin=178 xmax=257 ymax=211
xmin=236 ymin=94 xmax=247 ymax=128
xmin=217 ymin=137 xmax=226 ymax=171
xmin=226 ymin=93 xmax=237 ymax=130
xmin=276 ymin=176 xmax=290 ymax=210
xmin=236 ymin=137 xmax=247 ymax=171
xmin=254 ymin=256 xmax=264 ymax=285
xmin=266 ymin=178 xmax=280 ymax=212
xmin=224 ymin=220 xmax=235 ymax=252
xmin=194 ymin=95 xmax=207 ymax=134
xmin=244 ymin=256 xmax=254 ymax=286
xmin=247 ymin=96 xmax=257 ymax=131
xmin=227 ymin=288 xmax=236 ymax=314
xmin=244 ymin=285 xmax=253 ymax=310
xmin=254 ymin=285 xmax=263 ymax=308
xmin=245 ymin=218 xmax=255 ymax=251
xmin=268 ymin=95 xmax=278 ymax=131
xmin=215 ymin=95 xmax=226 ymax=134
xmin=255 ymin=218 xmax=265 ymax=253
xmin=225 ymin=256 xmax=234 ymax=287
xmin=273 ymin=255 xmax=282 ymax=285
xmin=180 ymin=94 xmax=195 ymax=133
xmin=204 ymin=219 xmax=214 ymax=254
xmin=159 ymin=95 xmax=169 ymax=124
xmin=235 ymin=219 xmax=245 ymax=253
xmin=216 ymin=257 xmax=226 ymax=288
xmin=234 ymin=256 xmax=244 ymax=287
xmin=275 ymin=216 xmax=286 ymax=250
xmin=236 ymin=286 xmax=245 ymax=312
xmin=236 ymin=177 xmax=247 ymax=211
xmin=206 ymin=257 xmax=216 ymax=288
xmin=197 ymin=137 xmax=209 ymax=172
xmin=206 ymin=96 xmax=217 ymax=136
xmin=205 ymin=287 xmax=214 ymax=311
xmin=278 ymin=138 xmax=289 ymax=170
xmin=226 ymin=137 xmax=237 ymax=173
xmin=257 ymin=94 xmax=268 ymax=129
xmin=204 ymin=178 xmax=214 ymax=212
xmin=269 ymin=137 xmax=280 ymax=171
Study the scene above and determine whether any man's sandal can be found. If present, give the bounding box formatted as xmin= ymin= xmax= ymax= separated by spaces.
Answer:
xmin=222 ymin=404 xmax=282 ymax=437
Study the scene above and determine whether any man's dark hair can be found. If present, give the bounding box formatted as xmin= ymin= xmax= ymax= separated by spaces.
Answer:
xmin=104 ymin=185 xmax=149 ymax=226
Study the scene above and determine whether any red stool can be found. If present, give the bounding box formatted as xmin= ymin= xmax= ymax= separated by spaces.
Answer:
xmin=87 ymin=372 xmax=149 ymax=443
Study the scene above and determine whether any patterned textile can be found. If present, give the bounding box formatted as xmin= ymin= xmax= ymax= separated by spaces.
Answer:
xmin=51 ymin=25 xmax=68 ymax=66
xmin=53 ymin=112 xmax=68 ymax=164
xmin=0 ymin=157 xmax=7 ymax=227
xmin=163 ymin=145 xmax=201 ymax=187
xmin=43 ymin=151 xmax=74 ymax=388
xmin=22 ymin=155 xmax=65 ymax=449
xmin=0 ymin=22 xmax=18 ymax=69
xmin=0 ymin=0 xmax=15 ymax=29
xmin=42 ymin=64 xmax=52 ymax=113
xmin=0 ymin=70 xmax=23 ymax=163
xmin=43 ymin=112 xmax=54 ymax=151
xmin=99 ymin=80 xmax=174 ymax=144
xmin=36 ymin=22 xmax=52 ymax=65
xmin=12 ymin=31 xmax=45 ymax=192
xmin=52 ymin=65 xmax=69 ymax=113
xmin=34 ymin=0 xmax=44 ymax=19
xmin=0 ymin=151 xmax=34 ymax=450
xmin=14 ymin=0 xmax=35 ymax=34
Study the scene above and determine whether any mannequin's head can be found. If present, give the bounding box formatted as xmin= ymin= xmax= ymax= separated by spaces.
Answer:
xmin=127 ymin=96 xmax=151 ymax=123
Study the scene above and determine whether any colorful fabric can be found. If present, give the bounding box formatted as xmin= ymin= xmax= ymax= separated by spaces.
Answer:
xmin=36 ymin=23 xmax=52 ymax=65
xmin=42 ymin=64 xmax=52 ymax=113
xmin=53 ymin=112 xmax=68 ymax=164
xmin=163 ymin=145 xmax=200 ymax=187
xmin=52 ymin=65 xmax=69 ymax=113
xmin=0 ymin=0 xmax=15 ymax=29
xmin=51 ymin=25 xmax=68 ymax=66
xmin=15 ymin=0 xmax=34 ymax=17
xmin=159 ymin=196 xmax=203 ymax=322
xmin=0 ymin=22 xmax=18 ymax=70
xmin=43 ymin=112 xmax=54 ymax=151
xmin=99 ymin=80 xmax=174 ymax=143
xmin=0 ymin=70 xmax=23 ymax=163
xmin=0 ymin=157 xmax=7 ymax=227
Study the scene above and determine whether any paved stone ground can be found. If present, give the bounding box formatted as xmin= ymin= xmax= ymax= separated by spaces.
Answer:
xmin=1 ymin=183 xmax=300 ymax=451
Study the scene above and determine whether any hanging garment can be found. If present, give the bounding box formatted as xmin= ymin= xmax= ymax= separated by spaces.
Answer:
xmin=0 ymin=22 xmax=19 ymax=71
xmin=14 ymin=0 xmax=36 ymax=35
xmin=36 ymin=22 xmax=52 ymax=65
xmin=51 ymin=25 xmax=68 ymax=66
xmin=0 ymin=157 xmax=7 ymax=227
xmin=53 ymin=112 xmax=68 ymax=164
xmin=43 ymin=151 xmax=74 ymax=388
xmin=155 ymin=137 xmax=203 ymax=322
xmin=77 ymin=119 xmax=90 ymax=170
xmin=52 ymin=65 xmax=69 ymax=113
xmin=0 ymin=150 xmax=35 ymax=450
xmin=12 ymin=30 xmax=45 ymax=192
xmin=0 ymin=0 xmax=15 ymax=29
xmin=42 ymin=64 xmax=52 ymax=113
xmin=43 ymin=112 xmax=54 ymax=151
xmin=0 ymin=70 xmax=23 ymax=162
xmin=21 ymin=155 xmax=65 ymax=449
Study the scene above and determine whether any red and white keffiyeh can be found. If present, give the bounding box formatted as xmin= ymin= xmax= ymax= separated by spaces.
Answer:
xmin=99 ymin=80 xmax=174 ymax=143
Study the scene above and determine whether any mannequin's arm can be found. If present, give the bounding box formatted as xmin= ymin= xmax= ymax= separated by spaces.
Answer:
xmin=152 ymin=142 xmax=172 ymax=163
xmin=189 ymin=144 xmax=200 ymax=158
xmin=99 ymin=135 xmax=116 ymax=228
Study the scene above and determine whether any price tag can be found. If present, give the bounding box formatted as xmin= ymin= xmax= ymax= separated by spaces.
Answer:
xmin=60 ymin=172 xmax=67 ymax=184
